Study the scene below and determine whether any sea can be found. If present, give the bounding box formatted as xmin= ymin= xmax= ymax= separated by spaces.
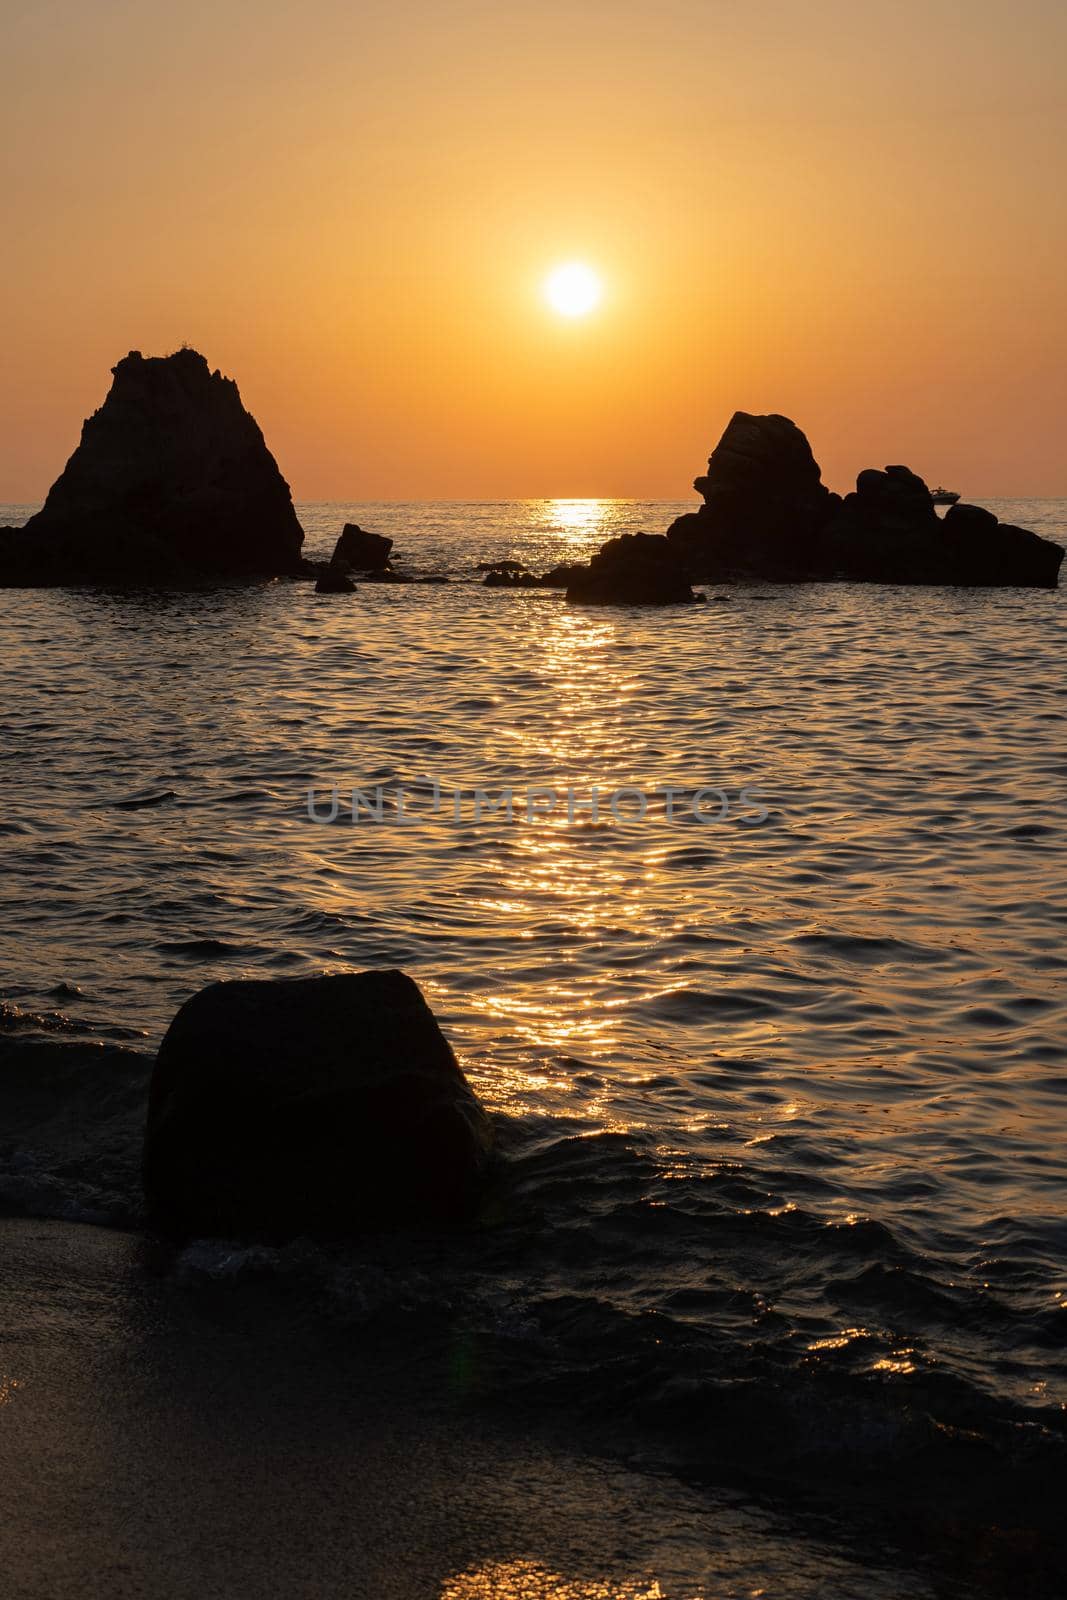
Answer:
xmin=1 ymin=498 xmax=1065 ymax=1598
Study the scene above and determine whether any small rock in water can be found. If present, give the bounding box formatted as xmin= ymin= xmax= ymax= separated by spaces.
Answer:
xmin=330 ymin=524 xmax=393 ymax=570
xmin=142 ymin=970 xmax=495 ymax=1238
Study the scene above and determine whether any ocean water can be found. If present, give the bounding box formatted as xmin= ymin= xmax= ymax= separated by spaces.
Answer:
xmin=2 ymin=497 xmax=1066 ymax=1594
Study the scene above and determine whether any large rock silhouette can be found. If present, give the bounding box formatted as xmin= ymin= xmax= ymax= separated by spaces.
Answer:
xmin=820 ymin=470 xmax=1063 ymax=587
xmin=666 ymin=411 xmax=839 ymax=581
xmin=665 ymin=413 xmax=1063 ymax=588
xmin=142 ymin=970 xmax=495 ymax=1239
xmin=0 ymin=348 xmax=307 ymax=585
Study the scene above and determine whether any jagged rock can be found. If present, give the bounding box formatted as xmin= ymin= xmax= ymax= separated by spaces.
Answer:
xmin=821 ymin=473 xmax=1064 ymax=587
xmin=666 ymin=411 xmax=839 ymax=581
xmin=566 ymin=533 xmax=698 ymax=605
xmin=0 ymin=349 xmax=307 ymax=586
xmin=483 ymin=568 xmax=542 ymax=588
xmin=539 ymin=563 xmax=588 ymax=588
xmin=331 ymin=524 xmax=392 ymax=571
xmin=475 ymin=559 xmax=525 ymax=573
xmin=315 ymin=567 xmax=357 ymax=594
xmin=142 ymin=970 xmax=495 ymax=1238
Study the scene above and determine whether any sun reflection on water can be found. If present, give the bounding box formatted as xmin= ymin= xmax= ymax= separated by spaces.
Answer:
xmin=441 ymin=1563 xmax=667 ymax=1599
xmin=534 ymin=499 xmax=611 ymax=546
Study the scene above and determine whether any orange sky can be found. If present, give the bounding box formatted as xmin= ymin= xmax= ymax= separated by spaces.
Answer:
xmin=2 ymin=0 xmax=1065 ymax=500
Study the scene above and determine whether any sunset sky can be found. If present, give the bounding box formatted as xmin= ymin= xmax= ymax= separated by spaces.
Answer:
xmin=3 ymin=0 xmax=1065 ymax=500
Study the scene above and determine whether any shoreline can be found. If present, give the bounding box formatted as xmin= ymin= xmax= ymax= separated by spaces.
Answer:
xmin=1 ymin=1217 xmax=939 ymax=1600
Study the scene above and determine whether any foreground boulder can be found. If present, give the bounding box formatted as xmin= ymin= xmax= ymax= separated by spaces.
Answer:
xmin=331 ymin=523 xmax=393 ymax=570
xmin=142 ymin=971 xmax=494 ymax=1238
xmin=667 ymin=411 xmax=839 ymax=581
xmin=821 ymin=472 xmax=1064 ymax=586
xmin=566 ymin=533 xmax=698 ymax=605
xmin=0 ymin=348 xmax=307 ymax=586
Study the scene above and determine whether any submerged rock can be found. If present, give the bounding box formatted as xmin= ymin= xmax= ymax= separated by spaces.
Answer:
xmin=142 ymin=970 xmax=494 ymax=1239
xmin=361 ymin=566 xmax=413 ymax=583
xmin=0 ymin=348 xmax=307 ymax=586
xmin=566 ymin=533 xmax=698 ymax=605
xmin=314 ymin=566 xmax=357 ymax=594
xmin=667 ymin=411 xmax=839 ymax=582
xmin=331 ymin=523 xmax=393 ymax=571
xmin=475 ymin=558 xmax=525 ymax=573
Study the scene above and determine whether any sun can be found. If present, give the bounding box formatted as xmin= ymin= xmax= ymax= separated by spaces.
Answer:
xmin=544 ymin=262 xmax=602 ymax=318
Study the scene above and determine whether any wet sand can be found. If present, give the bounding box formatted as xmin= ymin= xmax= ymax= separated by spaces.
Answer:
xmin=0 ymin=1220 xmax=933 ymax=1600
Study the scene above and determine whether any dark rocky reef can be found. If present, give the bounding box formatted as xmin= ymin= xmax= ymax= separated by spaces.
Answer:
xmin=0 ymin=348 xmax=307 ymax=586
xmin=821 ymin=471 xmax=1063 ymax=586
xmin=477 ymin=560 xmax=587 ymax=589
xmin=667 ymin=411 xmax=839 ymax=582
xmin=483 ymin=567 xmax=543 ymax=588
xmin=666 ymin=412 xmax=1063 ymax=588
xmin=331 ymin=523 xmax=393 ymax=571
xmin=142 ymin=970 xmax=494 ymax=1239
xmin=566 ymin=533 xmax=699 ymax=606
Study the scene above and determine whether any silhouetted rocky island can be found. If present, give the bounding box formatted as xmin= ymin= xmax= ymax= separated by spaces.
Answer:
xmin=665 ymin=411 xmax=1063 ymax=588
xmin=0 ymin=348 xmax=308 ymax=586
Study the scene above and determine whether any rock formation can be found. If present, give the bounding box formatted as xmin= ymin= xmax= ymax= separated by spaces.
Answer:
xmin=0 ymin=348 xmax=308 ymax=586
xmin=667 ymin=411 xmax=839 ymax=582
xmin=820 ymin=472 xmax=1064 ymax=587
xmin=566 ymin=533 xmax=699 ymax=605
xmin=142 ymin=970 xmax=495 ymax=1238
xmin=665 ymin=413 xmax=1063 ymax=588
xmin=331 ymin=523 xmax=393 ymax=570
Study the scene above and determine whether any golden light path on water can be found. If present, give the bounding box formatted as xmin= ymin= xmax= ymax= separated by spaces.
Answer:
xmin=442 ymin=1567 xmax=666 ymax=1599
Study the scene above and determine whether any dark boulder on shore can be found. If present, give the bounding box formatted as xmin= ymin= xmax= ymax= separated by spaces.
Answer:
xmin=566 ymin=533 xmax=699 ymax=605
xmin=667 ymin=411 xmax=839 ymax=582
xmin=0 ymin=348 xmax=308 ymax=587
xmin=331 ymin=523 xmax=393 ymax=571
xmin=142 ymin=970 xmax=495 ymax=1239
